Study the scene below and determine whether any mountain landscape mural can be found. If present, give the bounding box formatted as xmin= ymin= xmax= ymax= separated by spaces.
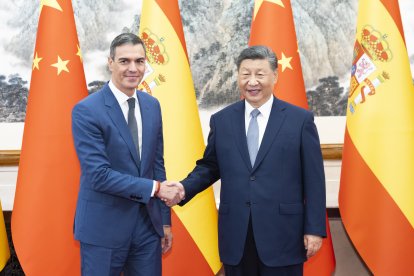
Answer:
xmin=0 ymin=0 xmax=413 ymax=122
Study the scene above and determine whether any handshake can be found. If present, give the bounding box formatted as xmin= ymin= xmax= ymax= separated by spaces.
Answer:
xmin=156 ymin=181 xmax=185 ymax=207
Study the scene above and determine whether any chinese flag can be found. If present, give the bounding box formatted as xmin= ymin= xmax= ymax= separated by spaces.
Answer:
xmin=249 ymin=1 xmax=336 ymax=275
xmin=138 ymin=0 xmax=222 ymax=275
xmin=339 ymin=0 xmax=414 ymax=274
xmin=11 ymin=0 xmax=87 ymax=275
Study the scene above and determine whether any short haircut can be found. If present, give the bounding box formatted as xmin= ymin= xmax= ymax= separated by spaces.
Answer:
xmin=109 ymin=33 xmax=146 ymax=60
xmin=236 ymin=45 xmax=278 ymax=71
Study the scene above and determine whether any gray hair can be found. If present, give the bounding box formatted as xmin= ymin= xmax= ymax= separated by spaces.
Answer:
xmin=109 ymin=33 xmax=146 ymax=60
xmin=236 ymin=45 xmax=278 ymax=71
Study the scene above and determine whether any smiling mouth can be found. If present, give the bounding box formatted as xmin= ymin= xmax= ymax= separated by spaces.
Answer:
xmin=125 ymin=76 xmax=140 ymax=81
xmin=247 ymin=89 xmax=260 ymax=95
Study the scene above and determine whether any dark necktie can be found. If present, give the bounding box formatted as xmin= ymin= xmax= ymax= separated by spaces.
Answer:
xmin=127 ymin=98 xmax=141 ymax=163
xmin=247 ymin=108 xmax=260 ymax=166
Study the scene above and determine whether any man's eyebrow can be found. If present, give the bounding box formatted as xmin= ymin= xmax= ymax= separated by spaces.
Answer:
xmin=117 ymin=57 xmax=145 ymax=60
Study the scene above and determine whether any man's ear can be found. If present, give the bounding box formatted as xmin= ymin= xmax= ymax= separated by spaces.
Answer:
xmin=107 ymin=56 xmax=113 ymax=72
xmin=273 ymin=70 xmax=278 ymax=85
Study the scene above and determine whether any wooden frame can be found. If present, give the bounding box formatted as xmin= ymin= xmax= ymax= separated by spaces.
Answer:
xmin=0 ymin=144 xmax=343 ymax=166
xmin=321 ymin=144 xmax=343 ymax=160
xmin=0 ymin=113 xmax=345 ymax=166
xmin=0 ymin=150 xmax=20 ymax=166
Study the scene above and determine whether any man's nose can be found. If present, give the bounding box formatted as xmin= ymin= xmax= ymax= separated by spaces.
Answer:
xmin=128 ymin=62 xmax=138 ymax=72
xmin=247 ymin=77 xmax=259 ymax=85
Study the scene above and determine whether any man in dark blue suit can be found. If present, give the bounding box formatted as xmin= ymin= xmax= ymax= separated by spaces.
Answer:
xmin=170 ymin=46 xmax=326 ymax=276
xmin=72 ymin=33 xmax=182 ymax=276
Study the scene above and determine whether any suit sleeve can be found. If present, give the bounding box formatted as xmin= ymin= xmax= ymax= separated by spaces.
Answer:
xmin=301 ymin=112 xmax=326 ymax=237
xmin=180 ymin=115 xmax=221 ymax=205
xmin=152 ymin=101 xmax=171 ymax=225
xmin=72 ymin=103 xmax=153 ymax=204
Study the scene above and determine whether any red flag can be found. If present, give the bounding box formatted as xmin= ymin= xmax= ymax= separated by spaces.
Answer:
xmin=249 ymin=1 xmax=336 ymax=275
xmin=11 ymin=0 xmax=87 ymax=274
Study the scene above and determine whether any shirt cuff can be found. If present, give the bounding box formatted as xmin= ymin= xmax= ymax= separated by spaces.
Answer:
xmin=151 ymin=180 xmax=161 ymax=197
xmin=151 ymin=180 xmax=156 ymax=197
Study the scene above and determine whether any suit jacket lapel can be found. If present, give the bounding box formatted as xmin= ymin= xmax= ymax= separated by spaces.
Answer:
xmin=103 ymin=85 xmax=141 ymax=170
xmin=253 ymin=98 xmax=286 ymax=171
xmin=137 ymin=91 xmax=153 ymax=175
xmin=231 ymin=101 xmax=252 ymax=171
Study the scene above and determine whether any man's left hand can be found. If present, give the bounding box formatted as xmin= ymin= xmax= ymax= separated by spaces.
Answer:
xmin=304 ymin=234 xmax=323 ymax=258
xmin=161 ymin=225 xmax=173 ymax=254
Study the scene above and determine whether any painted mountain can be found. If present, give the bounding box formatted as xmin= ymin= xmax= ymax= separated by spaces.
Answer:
xmin=0 ymin=0 xmax=413 ymax=122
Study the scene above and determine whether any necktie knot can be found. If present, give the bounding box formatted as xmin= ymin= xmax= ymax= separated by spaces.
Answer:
xmin=251 ymin=108 xmax=260 ymax=118
xmin=127 ymin=98 xmax=135 ymax=109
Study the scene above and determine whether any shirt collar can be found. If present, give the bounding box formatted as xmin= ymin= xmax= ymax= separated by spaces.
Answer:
xmin=245 ymin=96 xmax=274 ymax=118
xmin=109 ymin=80 xmax=138 ymax=106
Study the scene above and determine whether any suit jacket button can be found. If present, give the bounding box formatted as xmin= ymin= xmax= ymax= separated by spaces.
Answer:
xmin=246 ymin=201 xmax=251 ymax=207
xmin=250 ymin=176 xmax=256 ymax=181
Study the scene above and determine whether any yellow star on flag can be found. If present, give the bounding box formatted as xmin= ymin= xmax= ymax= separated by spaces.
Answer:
xmin=76 ymin=45 xmax=83 ymax=63
xmin=51 ymin=56 xmax=70 ymax=75
xmin=253 ymin=0 xmax=285 ymax=19
xmin=279 ymin=52 xmax=293 ymax=72
xmin=32 ymin=52 xmax=43 ymax=70
xmin=40 ymin=0 xmax=63 ymax=13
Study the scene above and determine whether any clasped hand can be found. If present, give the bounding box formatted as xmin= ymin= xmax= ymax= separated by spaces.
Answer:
xmin=156 ymin=181 xmax=185 ymax=207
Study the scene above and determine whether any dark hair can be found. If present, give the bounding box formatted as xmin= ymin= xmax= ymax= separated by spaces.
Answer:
xmin=236 ymin=45 xmax=278 ymax=71
xmin=109 ymin=33 xmax=146 ymax=60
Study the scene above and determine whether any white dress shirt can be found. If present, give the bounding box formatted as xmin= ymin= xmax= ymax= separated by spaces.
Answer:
xmin=245 ymin=96 xmax=274 ymax=148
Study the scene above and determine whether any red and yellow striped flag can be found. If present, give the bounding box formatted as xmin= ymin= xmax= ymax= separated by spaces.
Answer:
xmin=11 ymin=0 xmax=87 ymax=274
xmin=249 ymin=1 xmax=336 ymax=275
xmin=0 ymin=200 xmax=10 ymax=271
xmin=138 ymin=0 xmax=221 ymax=274
xmin=339 ymin=0 xmax=414 ymax=274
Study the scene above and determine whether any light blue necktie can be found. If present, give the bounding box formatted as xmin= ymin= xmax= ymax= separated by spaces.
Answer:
xmin=247 ymin=109 xmax=260 ymax=166
xmin=127 ymin=98 xmax=141 ymax=164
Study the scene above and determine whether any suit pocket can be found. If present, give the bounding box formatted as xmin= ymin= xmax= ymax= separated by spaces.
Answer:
xmin=279 ymin=203 xmax=304 ymax=215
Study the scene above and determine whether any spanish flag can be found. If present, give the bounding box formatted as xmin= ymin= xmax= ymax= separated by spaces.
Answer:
xmin=138 ymin=0 xmax=221 ymax=274
xmin=11 ymin=0 xmax=87 ymax=274
xmin=249 ymin=1 xmax=336 ymax=275
xmin=339 ymin=0 xmax=414 ymax=274
xmin=0 ymin=200 xmax=10 ymax=271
